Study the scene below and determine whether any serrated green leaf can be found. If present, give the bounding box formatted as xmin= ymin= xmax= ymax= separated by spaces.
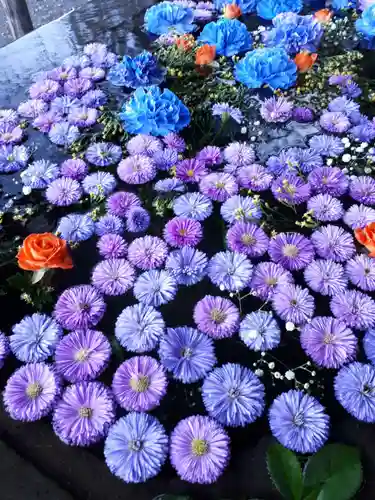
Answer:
xmin=303 ymin=444 xmax=362 ymax=500
xmin=267 ymin=443 xmax=303 ymax=500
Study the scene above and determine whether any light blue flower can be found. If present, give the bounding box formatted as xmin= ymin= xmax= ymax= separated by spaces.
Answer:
xmin=198 ymin=19 xmax=252 ymax=57
xmin=235 ymin=48 xmax=297 ymax=90
xmin=145 ymin=1 xmax=195 ymax=35
xmin=257 ymin=0 xmax=302 ymax=20
xmin=108 ymin=51 xmax=166 ymax=88
xmin=119 ymin=86 xmax=190 ymax=136
xmin=332 ymin=0 xmax=355 ymax=9
xmin=173 ymin=192 xmax=213 ymax=221
xmin=0 ymin=144 xmax=30 ymax=173
xmin=239 ymin=311 xmax=281 ymax=351
xmin=57 ymin=213 xmax=95 ymax=242
xmin=21 ymin=160 xmax=60 ymax=189
xmin=356 ymin=5 xmax=375 ymax=40
xmin=214 ymin=0 xmax=257 ymax=13
xmin=48 ymin=121 xmax=80 ymax=146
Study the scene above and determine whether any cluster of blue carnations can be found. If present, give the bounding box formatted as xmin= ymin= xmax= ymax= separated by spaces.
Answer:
xmin=3 ymin=0 xmax=375 ymax=488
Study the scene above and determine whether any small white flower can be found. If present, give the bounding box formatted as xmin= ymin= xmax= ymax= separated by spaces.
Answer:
xmin=304 ymin=383 xmax=310 ymax=389
xmin=326 ymin=158 xmax=333 ymax=166
xmin=255 ymin=369 xmax=264 ymax=377
xmin=342 ymin=137 xmax=350 ymax=144
xmin=311 ymin=371 xmax=316 ymax=376
xmin=268 ymin=362 xmax=275 ymax=369
xmin=261 ymin=351 xmax=265 ymax=357
xmin=342 ymin=168 xmax=349 ymax=174
xmin=22 ymin=186 xmax=32 ymax=195
xmin=254 ymin=121 xmax=260 ymax=126
xmin=241 ymin=126 xmax=247 ymax=134
xmin=285 ymin=322 xmax=295 ymax=332
xmin=250 ymin=136 xmax=256 ymax=142
xmin=274 ymin=372 xmax=281 ymax=379
xmin=219 ymin=284 xmax=225 ymax=291
xmin=365 ymin=167 xmax=372 ymax=174
xmin=285 ymin=370 xmax=295 ymax=380
xmin=361 ymin=142 xmax=368 ymax=148
xmin=229 ymin=292 xmax=234 ymax=298
xmin=342 ymin=154 xmax=351 ymax=163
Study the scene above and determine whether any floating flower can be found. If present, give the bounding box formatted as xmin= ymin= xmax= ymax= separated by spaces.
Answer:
xmin=260 ymin=96 xmax=293 ymax=123
xmin=268 ymin=232 xmax=314 ymax=271
xmin=304 ymin=260 xmax=347 ymax=296
xmin=165 ymin=247 xmax=208 ymax=285
xmin=331 ymin=290 xmax=375 ymax=329
xmin=145 ymin=1 xmax=195 ymax=34
xmin=117 ymin=155 xmax=157 ymax=184
xmin=48 ymin=121 xmax=80 ymax=146
xmin=33 ymin=110 xmax=63 ymax=133
xmin=208 ymin=250 xmax=253 ymax=292
xmin=29 ymin=79 xmax=60 ymax=101
xmin=95 ymin=214 xmax=124 ymax=237
xmin=292 ymin=106 xmax=314 ymax=122
xmin=57 ymin=213 xmax=95 ymax=242
xmin=224 ymin=141 xmax=255 ymax=166
xmin=68 ymin=106 xmax=98 ymax=128
xmin=227 ymin=222 xmax=269 ymax=257
xmin=309 ymin=134 xmax=345 ymax=157
xmin=128 ymin=236 xmax=168 ymax=270
xmin=17 ymin=232 xmax=73 ymax=271
xmin=134 ymin=270 xmax=178 ymax=307
xmin=308 ymin=166 xmax=348 ymax=197
xmin=350 ymin=176 xmax=375 ymax=206
xmin=60 ymin=158 xmax=88 ymax=180
xmin=108 ymin=51 xmax=165 ymax=88
xmin=198 ymin=19 xmax=252 ymax=56
xmin=45 ymin=177 xmax=82 ymax=206
xmin=0 ymin=144 xmax=30 ymax=173
xmin=239 ymin=311 xmax=281 ymax=351
xmin=320 ymin=111 xmax=350 ymax=134
xmin=106 ymin=191 xmax=141 ymax=218
xmin=195 ymin=44 xmax=216 ymax=65
xmin=154 ymin=178 xmax=186 ymax=193
xmin=221 ymin=195 xmax=262 ymax=223
xmin=126 ymin=206 xmax=150 ymax=233
xmin=176 ymin=158 xmax=207 ymax=183
xmin=63 ymin=77 xmax=92 ymax=97
xmin=173 ymin=192 xmax=213 ymax=221
xmin=307 ymin=194 xmax=344 ymax=222
xmin=212 ymin=102 xmax=243 ymax=124
xmin=272 ymin=284 xmax=315 ymax=325
xmin=250 ymin=262 xmax=293 ymax=300
xmin=196 ymin=146 xmax=222 ymax=166
xmin=163 ymin=132 xmax=186 ymax=152
xmin=200 ymin=172 xmax=238 ymax=202
xmin=311 ymin=224 xmax=355 ymax=262
xmin=97 ymin=234 xmax=128 ymax=259
xmin=193 ymin=295 xmax=240 ymax=339
xmin=344 ymin=204 xmax=375 ymax=230
xmin=85 ymin=142 xmax=122 ymax=167
xmin=82 ymin=171 xmax=117 ymax=196
xmin=271 ymin=173 xmax=311 ymax=205
xmin=91 ymin=259 xmax=135 ymax=296
xmin=294 ymin=52 xmax=317 ymax=72
xmin=21 ymin=160 xmax=60 ymax=189
xmin=18 ymin=99 xmax=48 ymax=118
xmin=164 ymin=217 xmax=203 ymax=248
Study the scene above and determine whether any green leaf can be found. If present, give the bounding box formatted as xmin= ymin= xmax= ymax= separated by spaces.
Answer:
xmin=303 ymin=444 xmax=362 ymax=500
xmin=152 ymin=496 xmax=191 ymax=500
xmin=267 ymin=443 xmax=303 ymax=500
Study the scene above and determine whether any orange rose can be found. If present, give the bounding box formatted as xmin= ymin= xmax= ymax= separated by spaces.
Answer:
xmin=294 ymin=52 xmax=318 ymax=73
xmin=314 ymin=9 xmax=332 ymax=23
xmin=17 ymin=233 xmax=73 ymax=271
xmin=355 ymin=222 xmax=375 ymax=257
xmin=223 ymin=2 xmax=242 ymax=19
xmin=195 ymin=44 xmax=216 ymax=65
xmin=176 ymin=34 xmax=195 ymax=51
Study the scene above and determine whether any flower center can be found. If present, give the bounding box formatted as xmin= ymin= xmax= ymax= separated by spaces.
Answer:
xmin=363 ymin=384 xmax=374 ymax=395
xmin=2 ymin=133 xmax=13 ymax=141
xmin=365 ymin=268 xmax=370 ymax=275
xmin=210 ymin=308 xmax=226 ymax=324
xmin=282 ymin=244 xmax=299 ymax=258
xmin=191 ymin=438 xmax=208 ymax=456
xmin=26 ymin=382 xmax=43 ymax=399
xmin=78 ymin=302 xmax=90 ymax=311
xmin=322 ymin=176 xmax=328 ymax=184
xmin=293 ymin=412 xmax=305 ymax=427
xmin=228 ymin=387 xmax=241 ymax=399
xmin=216 ymin=182 xmax=225 ymax=189
xmin=186 ymin=169 xmax=194 ymax=177
xmin=323 ymin=333 xmax=335 ymax=344
xmin=74 ymin=348 xmax=90 ymax=362
xmin=129 ymin=375 xmax=150 ymax=393
xmin=241 ymin=233 xmax=256 ymax=245
xmin=181 ymin=347 xmax=193 ymax=358
xmin=234 ymin=208 xmax=245 ymax=220
xmin=79 ymin=406 xmax=93 ymax=418
xmin=128 ymin=439 xmax=143 ymax=452
xmin=265 ymin=277 xmax=278 ymax=285
xmin=178 ymin=228 xmax=187 ymax=236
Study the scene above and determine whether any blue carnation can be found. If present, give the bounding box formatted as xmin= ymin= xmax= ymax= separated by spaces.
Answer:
xmin=356 ymin=5 xmax=375 ymax=40
xmin=263 ymin=13 xmax=323 ymax=54
xmin=257 ymin=0 xmax=302 ymax=20
xmin=108 ymin=51 xmax=166 ymax=88
xmin=119 ymin=86 xmax=190 ymax=136
xmin=332 ymin=0 xmax=355 ymax=9
xmin=145 ymin=1 xmax=195 ymax=35
xmin=198 ymin=19 xmax=252 ymax=57
xmin=214 ymin=0 xmax=257 ymax=13
xmin=235 ymin=47 xmax=297 ymax=90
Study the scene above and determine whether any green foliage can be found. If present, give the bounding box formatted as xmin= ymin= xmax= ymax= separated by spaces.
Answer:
xmin=152 ymin=495 xmax=191 ymax=500
xmin=7 ymin=272 xmax=55 ymax=311
xmin=267 ymin=443 xmax=304 ymax=500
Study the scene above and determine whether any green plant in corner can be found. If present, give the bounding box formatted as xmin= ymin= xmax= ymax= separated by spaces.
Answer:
xmin=267 ymin=443 xmax=362 ymax=500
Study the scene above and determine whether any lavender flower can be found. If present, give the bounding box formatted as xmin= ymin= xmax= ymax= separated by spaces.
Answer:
xmin=346 ymin=254 xmax=375 ymax=292
xmin=320 ymin=111 xmax=351 ymax=133
xmin=0 ymin=108 xmax=19 ymax=125
xmin=268 ymin=233 xmax=314 ymax=271
xmin=200 ymin=172 xmax=238 ymax=202
xmin=154 ymin=178 xmax=186 ymax=193
xmin=272 ymin=284 xmax=315 ymax=325
xmin=126 ymin=206 xmax=150 ymax=233
xmin=48 ymin=122 xmax=80 ymax=146
xmin=79 ymin=67 xmax=106 ymax=81
xmin=127 ymin=134 xmax=163 ymax=156
xmin=95 ymin=214 xmax=124 ymax=236
xmin=304 ymin=259 xmax=347 ymax=296
xmin=208 ymin=251 xmax=253 ymax=292
xmin=260 ymin=96 xmax=293 ymax=123
xmin=112 ymin=356 xmax=167 ymax=411
xmin=165 ymin=247 xmax=208 ymax=286
xmin=33 ymin=111 xmax=63 ymax=133
xmin=0 ymin=332 xmax=9 ymax=369
xmin=81 ymin=89 xmax=107 ymax=107
xmin=29 ymin=79 xmax=60 ymax=101
xmin=350 ymin=120 xmax=375 ymax=143
xmin=64 ymin=77 xmax=93 ymax=97
xmin=196 ymin=146 xmax=222 ymax=166
xmin=176 ymin=158 xmax=207 ymax=183
xmin=115 ymin=303 xmax=165 ymax=352
xmin=54 ymin=285 xmax=106 ymax=330
xmin=269 ymin=390 xmax=329 ymax=453
xmin=193 ymin=295 xmax=240 ymax=339
xmin=54 ymin=329 xmax=111 ymax=382
xmin=331 ymin=290 xmax=375 ymax=329
xmin=350 ymin=176 xmax=375 ymax=205
xmin=271 ymin=173 xmax=311 ymax=205
xmin=18 ymin=99 xmax=48 ymax=118
xmin=308 ymin=166 xmax=349 ymax=197
xmin=227 ymin=222 xmax=269 ymax=257
xmin=237 ymin=164 xmax=273 ymax=192
xmin=21 ymin=160 xmax=60 ymax=189
xmin=45 ymin=177 xmax=82 ymax=206
xmin=224 ymin=142 xmax=255 ymax=166
xmin=106 ymin=191 xmax=141 ymax=217
xmin=343 ymin=204 xmax=375 ymax=229
xmin=163 ymin=132 xmax=186 ymax=152
xmin=48 ymin=65 xmax=77 ymax=82
xmin=239 ymin=311 xmax=281 ymax=351
xmin=212 ymin=103 xmax=243 ymax=124
xmin=50 ymin=95 xmax=81 ymax=115
xmin=92 ymin=259 xmax=135 ymax=296
xmin=82 ymin=171 xmax=117 ymax=196
xmin=57 ymin=213 xmax=95 ymax=242
xmin=85 ymin=142 xmax=122 ymax=166
xmin=250 ymin=262 xmax=293 ymax=300
xmin=0 ymin=144 xmax=30 ymax=173
xmin=292 ymin=107 xmax=314 ymax=122
xmin=159 ymin=326 xmax=215 ymax=383
xmin=134 ymin=270 xmax=178 ymax=307
xmin=117 ymin=155 xmax=157 ymax=184
xmin=307 ymin=194 xmax=344 ymax=222
xmin=311 ymin=224 xmax=355 ymax=262
xmin=97 ymin=234 xmax=128 ymax=259
xmin=328 ymin=95 xmax=360 ymax=115
xmin=364 ymin=328 xmax=375 ymax=364
xmin=128 ymin=236 xmax=168 ymax=270
xmin=68 ymin=106 xmax=98 ymax=127
xmin=170 ymin=415 xmax=229 ymax=484
xmin=152 ymin=148 xmax=178 ymax=170
xmin=60 ymin=158 xmax=88 ymax=180
xmin=220 ymin=195 xmax=262 ymax=224
xmin=309 ymin=134 xmax=345 ymax=157
xmin=173 ymin=192 xmax=213 ymax=221
xmin=164 ymin=217 xmax=203 ymax=248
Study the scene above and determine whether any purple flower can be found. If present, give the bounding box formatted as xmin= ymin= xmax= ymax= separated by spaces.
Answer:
xmin=128 ymin=236 xmax=168 ymax=270
xmin=50 ymin=95 xmax=81 ymax=115
xmin=268 ymin=233 xmax=314 ymax=271
xmin=10 ymin=313 xmax=62 ymax=363
xmin=57 ymin=213 xmax=95 ymax=242
xmin=164 ymin=217 xmax=203 ymax=248
xmin=81 ymin=89 xmax=107 ymax=107
xmin=127 ymin=134 xmax=163 ymax=156
xmin=165 ymin=246 xmax=208 ymax=286
xmin=159 ymin=326 xmax=216 ymax=383
xmin=237 ymin=164 xmax=273 ymax=192
xmin=91 ymin=259 xmax=135 ymax=296
xmin=0 ymin=144 xmax=30 ymax=173
xmin=126 ymin=206 xmax=150 ymax=233
xmin=328 ymin=95 xmax=360 ymax=115
xmin=18 ymin=99 xmax=48 ymax=118
xmin=227 ymin=222 xmax=269 ymax=257
xmin=79 ymin=67 xmax=106 ymax=81
xmin=152 ymin=148 xmax=178 ymax=170
xmin=309 ymin=134 xmax=345 ymax=157
xmin=224 ymin=142 xmax=255 ymax=166
xmin=60 ymin=158 xmax=88 ymax=180
xmin=117 ymin=155 xmax=156 ymax=184
xmin=54 ymin=285 xmax=106 ymax=331
xmin=4 ymin=363 xmax=61 ymax=422
xmin=48 ymin=65 xmax=77 ymax=82
xmin=331 ymin=290 xmax=375 ymax=329
xmin=104 ymin=413 xmax=168 ymax=483
xmin=346 ymin=254 xmax=375 ymax=292
xmin=29 ymin=79 xmax=60 ymax=101
xmin=134 ymin=270 xmax=178 ymax=307
xmin=54 ymin=329 xmax=111 ymax=382
xmin=196 ymin=146 xmax=222 ymax=166
xmin=173 ymin=192 xmax=213 ymax=221
xmin=115 ymin=303 xmax=165 ymax=353
xmin=350 ymin=176 xmax=375 ymax=205
xmin=163 ymin=132 xmax=186 ymax=152
xmin=343 ymin=204 xmax=375 ymax=229
xmin=63 ymin=54 xmax=91 ymax=68
xmin=0 ymin=332 xmax=9 ymax=369
xmin=260 ymin=96 xmax=293 ymax=123
xmin=292 ymin=107 xmax=314 ymax=122
xmin=364 ymin=328 xmax=375 ymax=364
xmin=64 ymin=77 xmax=92 ymax=97
xmin=154 ymin=178 xmax=186 ymax=193
xmin=68 ymin=106 xmax=98 ymax=127
xmin=106 ymin=191 xmax=141 ymax=217
xmin=271 ymin=173 xmax=311 ymax=205
xmin=193 ymin=295 xmax=240 ymax=339
xmin=350 ymin=120 xmax=375 ymax=142
xmin=208 ymin=251 xmax=253 ymax=292
xmin=250 ymin=262 xmax=293 ymax=301
xmin=84 ymin=42 xmax=108 ymax=56
xmin=53 ymin=381 xmax=115 ymax=446
xmin=48 ymin=121 xmax=80 ymax=146
xmin=97 ymin=234 xmax=128 ymax=259
xmin=272 ymin=284 xmax=315 ymax=325
xmin=200 ymin=172 xmax=238 ymax=202
xmin=112 ymin=356 xmax=167 ymax=411
xmin=202 ymin=363 xmax=265 ymax=427
xmin=0 ymin=123 xmax=23 ymax=145
xmin=301 ymin=316 xmax=357 ymax=369
xmin=170 ymin=415 xmax=229 ymax=484
xmin=266 ymin=149 xmax=300 ymax=176
xmin=85 ymin=142 xmax=122 ymax=166
xmin=212 ymin=102 xmax=243 ymax=124
xmin=33 ymin=111 xmax=63 ymax=133
xmin=45 ymin=177 xmax=82 ymax=206
xmin=82 ymin=171 xmax=117 ymax=196
xmin=21 ymin=160 xmax=60 ymax=189
xmin=320 ymin=111 xmax=350 ymax=134
xmin=239 ymin=311 xmax=281 ymax=351
xmin=304 ymin=259 xmax=347 ymax=296
xmin=308 ymin=166 xmax=349 ymax=197
xmin=311 ymin=224 xmax=355 ymax=262
xmin=307 ymin=193 xmax=344 ymax=222
xmin=95 ymin=214 xmax=124 ymax=236
xmin=176 ymin=158 xmax=207 ymax=183
xmin=0 ymin=109 xmax=19 ymax=125
xmin=335 ymin=362 xmax=375 ymax=422
xmin=221 ymin=194 xmax=262 ymax=224
xmin=269 ymin=390 xmax=329 ymax=453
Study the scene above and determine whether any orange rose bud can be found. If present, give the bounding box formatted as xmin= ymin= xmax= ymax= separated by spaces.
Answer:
xmin=176 ymin=34 xmax=195 ymax=51
xmin=294 ymin=52 xmax=318 ymax=73
xmin=355 ymin=222 xmax=375 ymax=257
xmin=223 ymin=2 xmax=242 ymax=19
xmin=17 ymin=233 xmax=73 ymax=271
xmin=195 ymin=44 xmax=216 ymax=65
xmin=314 ymin=8 xmax=332 ymax=23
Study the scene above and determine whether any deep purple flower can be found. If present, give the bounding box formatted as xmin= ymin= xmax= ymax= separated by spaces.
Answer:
xmin=60 ymin=158 xmax=88 ymax=180
xmin=127 ymin=134 xmax=163 ymax=156
xmin=308 ymin=166 xmax=349 ymax=196
xmin=260 ymin=96 xmax=293 ymax=123
xmin=200 ymin=172 xmax=238 ymax=202
xmin=33 ymin=111 xmax=63 ymax=133
xmin=68 ymin=106 xmax=98 ymax=127
xmin=343 ymin=204 xmax=375 ymax=229
xmin=350 ymin=176 xmax=375 ymax=205
xmin=212 ymin=103 xmax=243 ymax=124
xmin=311 ymin=224 xmax=355 ymax=262
xmin=227 ymin=222 xmax=269 ymax=257
xmin=271 ymin=173 xmax=311 ymax=205
xmin=106 ymin=191 xmax=141 ymax=217
xmin=320 ymin=111 xmax=350 ymax=134
xmin=237 ymin=164 xmax=273 ymax=192
xmin=309 ymin=134 xmax=345 ymax=157
xmin=18 ymin=99 xmax=48 ymax=118
xmin=176 ymin=158 xmax=207 ymax=183
xmin=239 ymin=311 xmax=281 ymax=351
xmin=91 ymin=258 xmax=135 ymax=296
xmin=269 ymin=390 xmax=329 ymax=453
xmin=0 ymin=144 xmax=30 ymax=173
xmin=307 ymin=193 xmax=344 ymax=222
xmin=54 ymin=285 xmax=106 ymax=331
xmin=165 ymin=247 xmax=208 ymax=286
xmin=95 ymin=214 xmax=124 ymax=236
xmin=53 ymin=381 xmax=115 ymax=446
xmin=45 ymin=177 xmax=82 ymax=206
xmin=346 ymin=254 xmax=375 ymax=292
xmin=208 ymin=251 xmax=253 ymax=292
xmin=164 ymin=217 xmax=203 ymax=248
xmin=196 ymin=146 xmax=222 ymax=166
xmin=117 ymin=155 xmax=156 ymax=184
xmin=292 ymin=107 xmax=314 ymax=122
xmin=163 ymin=132 xmax=186 ymax=152
xmin=159 ymin=327 xmax=216 ymax=383
xmin=224 ymin=142 xmax=255 ymax=166
xmin=250 ymin=262 xmax=293 ymax=300
xmin=170 ymin=415 xmax=229 ymax=484
xmin=0 ymin=332 xmax=9 ymax=369
xmin=331 ymin=290 xmax=375 ymax=329
xmin=82 ymin=171 xmax=117 ymax=196
xmin=54 ymin=329 xmax=111 ymax=382
xmin=57 ymin=213 xmax=95 ymax=242
xmin=152 ymin=148 xmax=179 ymax=170
xmin=97 ymin=234 xmax=128 ymax=259
xmin=193 ymin=295 xmax=240 ymax=339
xmin=4 ymin=363 xmax=61 ymax=422
xmin=0 ymin=123 xmax=23 ymax=145
xmin=304 ymin=259 xmax=347 ymax=296
xmin=29 ymin=79 xmax=60 ymax=101
xmin=272 ymin=284 xmax=315 ymax=325
xmin=112 ymin=356 xmax=167 ymax=411
xmin=48 ymin=121 xmax=80 ymax=146
xmin=134 ymin=270 xmax=178 ymax=307
xmin=128 ymin=236 xmax=168 ymax=270
xmin=125 ymin=206 xmax=150 ymax=233
xmin=85 ymin=142 xmax=122 ymax=166
xmin=268 ymin=233 xmax=314 ymax=271
xmin=64 ymin=77 xmax=92 ymax=97
xmin=335 ymin=362 xmax=375 ymax=422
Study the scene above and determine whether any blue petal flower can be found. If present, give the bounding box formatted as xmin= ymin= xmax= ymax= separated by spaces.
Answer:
xmin=198 ymin=19 xmax=252 ymax=57
xmin=145 ymin=1 xmax=195 ymax=35
xmin=214 ymin=0 xmax=257 ymax=13
xmin=108 ymin=51 xmax=166 ymax=88
xmin=356 ymin=5 xmax=375 ymax=40
xmin=257 ymin=0 xmax=302 ymax=20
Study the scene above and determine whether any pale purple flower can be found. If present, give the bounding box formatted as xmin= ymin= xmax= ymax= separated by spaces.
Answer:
xmin=304 ymin=260 xmax=347 ymax=296
xmin=212 ymin=103 xmax=243 ymax=124
xmin=95 ymin=214 xmax=124 ymax=236
xmin=33 ymin=111 xmax=63 ymax=133
xmin=45 ymin=177 xmax=82 ymax=206
xmin=117 ymin=155 xmax=156 ymax=184
xmin=271 ymin=173 xmax=311 ymax=205
xmin=308 ymin=166 xmax=349 ymax=197
xmin=81 ymin=89 xmax=108 ymax=107
xmin=126 ymin=206 xmax=150 ymax=233
xmin=50 ymin=96 xmax=81 ymax=115
xmin=328 ymin=95 xmax=360 ymax=116
xmin=48 ymin=65 xmax=77 ymax=82
xmin=176 ymin=158 xmax=207 ymax=183
xmin=350 ymin=176 xmax=375 ymax=205
xmin=208 ymin=251 xmax=253 ymax=292
xmin=260 ymin=96 xmax=293 ymax=123
xmin=307 ymin=193 xmax=344 ymax=222
xmin=220 ymin=195 xmax=262 ymax=224
xmin=193 ymin=295 xmax=240 ymax=339
xmin=57 ymin=213 xmax=95 ymax=242
xmin=0 ymin=123 xmax=23 ymax=145
xmin=18 ymin=99 xmax=48 ymax=118
xmin=196 ymin=146 xmax=222 ymax=166
xmin=79 ymin=67 xmax=106 ymax=81
xmin=68 ymin=106 xmax=98 ymax=127
xmin=272 ymin=284 xmax=315 ymax=325
xmin=309 ymin=134 xmax=345 ymax=157
xmin=224 ymin=142 xmax=255 ymax=167
xmin=29 ymin=79 xmax=60 ymax=101
xmin=250 ymin=262 xmax=294 ymax=300
xmin=60 ymin=158 xmax=88 ymax=180
xmin=91 ymin=258 xmax=135 ymax=296
xmin=0 ymin=144 xmax=30 ymax=173
xmin=173 ymin=192 xmax=213 ymax=221
xmin=311 ymin=224 xmax=355 ymax=262
xmin=126 ymin=134 xmax=163 ymax=156
xmin=163 ymin=132 xmax=186 ymax=152
xmin=133 ymin=270 xmax=178 ymax=307
xmin=239 ymin=311 xmax=280 ymax=351
xmin=48 ymin=121 xmax=80 ymax=146
xmin=237 ymin=164 xmax=273 ymax=192
xmin=97 ymin=234 xmax=128 ymax=259
xmin=82 ymin=171 xmax=117 ymax=196
xmin=227 ymin=222 xmax=269 ymax=257
xmin=152 ymin=148 xmax=179 ymax=170
xmin=320 ymin=111 xmax=350 ymax=134
xmin=64 ymin=77 xmax=93 ymax=97
xmin=292 ymin=107 xmax=314 ymax=122
xmin=85 ymin=142 xmax=122 ymax=166
xmin=21 ymin=160 xmax=60 ymax=189
xmin=343 ymin=204 xmax=375 ymax=229
xmin=0 ymin=109 xmax=19 ymax=125
xmin=0 ymin=332 xmax=9 ymax=369
xmin=128 ymin=236 xmax=168 ymax=270
xmin=268 ymin=233 xmax=314 ymax=271
xmin=331 ymin=290 xmax=375 ymax=330
xmin=346 ymin=254 xmax=375 ymax=292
